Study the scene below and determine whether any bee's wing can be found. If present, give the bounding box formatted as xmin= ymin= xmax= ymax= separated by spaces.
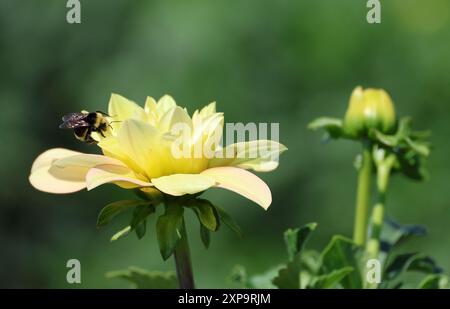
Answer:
xmin=59 ymin=113 xmax=89 ymax=129
xmin=59 ymin=120 xmax=89 ymax=129
xmin=62 ymin=112 xmax=85 ymax=122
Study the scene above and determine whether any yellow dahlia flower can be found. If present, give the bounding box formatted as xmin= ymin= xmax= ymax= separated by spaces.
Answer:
xmin=29 ymin=94 xmax=286 ymax=210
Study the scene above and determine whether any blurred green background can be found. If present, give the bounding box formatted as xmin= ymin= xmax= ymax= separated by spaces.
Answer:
xmin=1 ymin=0 xmax=449 ymax=288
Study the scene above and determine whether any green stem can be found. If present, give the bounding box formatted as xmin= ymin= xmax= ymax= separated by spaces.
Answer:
xmin=365 ymin=154 xmax=396 ymax=289
xmin=366 ymin=196 xmax=385 ymax=257
xmin=173 ymin=218 xmax=195 ymax=289
xmin=353 ymin=142 xmax=372 ymax=246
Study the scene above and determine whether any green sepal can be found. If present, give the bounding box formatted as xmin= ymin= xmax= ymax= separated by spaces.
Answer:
xmin=97 ymin=199 xmax=150 ymax=228
xmin=200 ymin=225 xmax=210 ymax=249
xmin=156 ymin=204 xmax=184 ymax=260
xmin=130 ymin=204 xmax=155 ymax=238
xmin=186 ymin=198 xmax=218 ymax=232
xmin=185 ymin=198 xmax=219 ymax=249
xmin=308 ymin=117 xmax=344 ymax=139
xmin=135 ymin=220 xmax=147 ymax=239
xmin=370 ymin=117 xmax=431 ymax=181
xmin=213 ymin=205 xmax=243 ymax=238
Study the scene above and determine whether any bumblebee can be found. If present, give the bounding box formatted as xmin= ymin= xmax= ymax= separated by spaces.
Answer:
xmin=59 ymin=111 xmax=111 ymax=144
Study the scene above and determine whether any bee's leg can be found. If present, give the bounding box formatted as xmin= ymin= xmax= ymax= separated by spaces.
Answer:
xmin=86 ymin=127 xmax=95 ymax=144
xmin=96 ymin=124 xmax=107 ymax=138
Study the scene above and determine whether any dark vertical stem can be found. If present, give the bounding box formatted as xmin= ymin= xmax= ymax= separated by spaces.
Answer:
xmin=173 ymin=218 xmax=195 ymax=289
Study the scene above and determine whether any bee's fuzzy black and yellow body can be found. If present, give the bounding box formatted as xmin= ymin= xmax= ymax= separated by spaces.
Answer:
xmin=59 ymin=111 xmax=110 ymax=144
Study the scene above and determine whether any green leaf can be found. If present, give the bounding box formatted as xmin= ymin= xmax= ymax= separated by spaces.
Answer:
xmin=229 ymin=265 xmax=282 ymax=289
xmin=97 ymin=200 xmax=149 ymax=228
xmin=418 ymin=274 xmax=449 ymax=289
xmin=301 ymin=249 xmax=322 ymax=274
xmin=272 ymin=261 xmax=301 ymax=289
xmin=310 ymin=267 xmax=354 ymax=289
xmin=284 ymin=223 xmax=317 ymax=262
xmin=187 ymin=199 xmax=218 ymax=231
xmin=272 ymin=223 xmax=317 ymax=289
xmin=229 ymin=265 xmax=249 ymax=288
xmin=307 ymin=117 xmax=343 ymax=139
xmin=156 ymin=205 xmax=184 ymax=260
xmin=106 ymin=266 xmax=177 ymax=289
xmin=135 ymin=220 xmax=147 ymax=239
xmin=111 ymin=226 xmax=131 ymax=242
xmin=200 ymin=225 xmax=210 ymax=249
xmin=384 ymin=253 xmax=442 ymax=282
xmin=214 ymin=206 xmax=243 ymax=237
xmin=380 ymin=218 xmax=427 ymax=253
xmin=248 ymin=267 xmax=281 ymax=289
xmin=370 ymin=116 xmax=431 ymax=182
xmin=320 ymin=235 xmax=362 ymax=289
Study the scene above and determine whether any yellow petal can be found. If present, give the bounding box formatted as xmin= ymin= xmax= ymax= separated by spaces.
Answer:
xmin=158 ymin=106 xmax=193 ymax=133
xmin=144 ymin=96 xmax=158 ymax=114
xmin=53 ymin=154 xmax=126 ymax=169
xmin=198 ymin=101 xmax=216 ymax=119
xmin=29 ymin=148 xmax=87 ymax=194
xmin=144 ymin=96 xmax=158 ymax=125
xmin=31 ymin=148 xmax=82 ymax=173
xmin=29 ymin=165 xmax=88 ymax=194
xmin=190 ymin=113 xmax=224 ymax=168
xmin=151 ymin=174 xmax=215 ymax=196
xmin=192 ymin=113 xmax=223 ymax=146
xmin=108 ymin=93 xmax=146 ymax=123
xmin=201 ymin=167 xmax=272 ymax=210
xmin=116 ymin=119 xmax=163 ymax=178
xmin=192 ymin=102 xmax=218 ymax=129
xmin=97 ymin=135 xmax=139 ymax=171
xmin=157 ymin=95 xmax=177 ymax=115
xmin=209 ymin=140 xmax=287 ymax=172
xmin=86 ymin=164 xmax=153 ymax=190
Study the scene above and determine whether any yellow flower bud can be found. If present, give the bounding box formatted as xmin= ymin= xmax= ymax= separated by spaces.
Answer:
xmin=343 ymin=86 xmax=396 ymax=138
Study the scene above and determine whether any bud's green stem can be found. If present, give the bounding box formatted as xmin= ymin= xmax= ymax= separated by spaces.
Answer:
xmin=353 ymin=141 xmax=372 ymax=246
xmin=365 ymin=154 xmax=396 ymax=289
